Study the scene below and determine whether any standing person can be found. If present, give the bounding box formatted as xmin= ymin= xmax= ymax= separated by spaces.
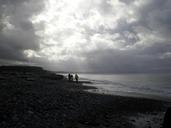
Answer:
xmin=75 ymin=74 xmax=79 ymax=83
xmin=70 ymin=74 xmax=73 ymax=81
xmin=68 ymin=73 xmax=71 ymax=81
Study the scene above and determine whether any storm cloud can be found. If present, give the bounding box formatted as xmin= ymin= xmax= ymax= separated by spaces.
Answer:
xmin=0 ymin=0 xmax=171 ymax=73
xmin=0 ymin=0 xmax=44 ymax=63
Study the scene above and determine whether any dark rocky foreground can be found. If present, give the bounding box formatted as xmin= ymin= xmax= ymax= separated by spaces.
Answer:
xmin=0 ymin=66 xmax=170 ymax=128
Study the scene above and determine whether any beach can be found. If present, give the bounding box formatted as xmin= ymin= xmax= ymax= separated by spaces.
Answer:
xmin=0 ymin=66 xmax=170 ymax=128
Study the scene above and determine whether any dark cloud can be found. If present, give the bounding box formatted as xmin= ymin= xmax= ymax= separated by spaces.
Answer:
xmin=84 ymin=46 xmax=171 ymax=73
xmin=135 ymin=0 xmax=171 ymax=37
xmin=0 ymin=0 xmax=171 ymax=73
xmin=0 ymin=0 xmax=44 ymax=63
xmin=119 ymin=0 xmax=135 ymax=4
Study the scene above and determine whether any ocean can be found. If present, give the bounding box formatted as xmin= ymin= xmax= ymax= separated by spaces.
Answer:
xmin=78 ymin=73 xmax=171 ymax=101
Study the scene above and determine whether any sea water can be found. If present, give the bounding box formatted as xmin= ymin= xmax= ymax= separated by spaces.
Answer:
xmin=78 ymin=73 xmax=171 ymax=101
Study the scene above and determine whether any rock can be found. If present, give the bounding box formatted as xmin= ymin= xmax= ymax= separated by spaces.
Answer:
xmin=28 ymin=110 xmax=34 ymax=115
xmin=1 ymin=121 xmax=7 ymax=125
xmin=12 ymin=114 xmax=19 ymax=122
xmin=131 ymin=119 xmax=135 ymax=122
xmin=21 ymin=124 xmax=26 ymax=128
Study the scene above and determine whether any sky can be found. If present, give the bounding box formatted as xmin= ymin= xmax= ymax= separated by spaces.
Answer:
xmin=0 ymin=0 xmax=171 ymax=73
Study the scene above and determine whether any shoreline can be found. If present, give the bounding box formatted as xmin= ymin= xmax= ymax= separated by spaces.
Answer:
xmin=66 ymin=78 xmax=171 ymax=102
xmin=84 ymin=87 xmax=171 ymax=102
xmin=74 ymin=76 xmax=171 ymax=102
xmin=0 ymin=66 xmax=170 ymax=128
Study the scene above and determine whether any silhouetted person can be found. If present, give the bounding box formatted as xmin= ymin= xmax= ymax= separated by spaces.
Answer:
xmin=68 ymin=73 xmax=71 ymax=81
xmin=75 ymin=74 xmax=79 ymax=83
xmin=70 ymin=74 xmax=73 ymax=81
xmin=163 ymin=107 xmax=171 ymax=128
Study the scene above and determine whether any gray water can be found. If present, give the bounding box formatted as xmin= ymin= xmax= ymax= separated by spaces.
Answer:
xmin=78 ymin=73 xmax=171 ymax=101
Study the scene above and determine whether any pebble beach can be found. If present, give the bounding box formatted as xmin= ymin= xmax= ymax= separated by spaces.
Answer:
xmin=0 ymin=66 xmax=170 ymax=128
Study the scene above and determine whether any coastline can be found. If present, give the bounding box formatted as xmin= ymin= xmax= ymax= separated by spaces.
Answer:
xmin=85 ymin=87 xmax=171 ymax=102
xmin=0 ymin=66 xmax=170 ymax=128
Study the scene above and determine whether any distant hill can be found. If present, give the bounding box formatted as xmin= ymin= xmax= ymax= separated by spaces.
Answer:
xmin=0 ymin=65 xmax=44 ymax=72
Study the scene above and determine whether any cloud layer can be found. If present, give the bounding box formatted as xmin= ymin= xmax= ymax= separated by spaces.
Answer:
xmin=0 ymin=0 xmax=44 ymax=63
xmin=0 ymin=0 xmax=171 ymax=73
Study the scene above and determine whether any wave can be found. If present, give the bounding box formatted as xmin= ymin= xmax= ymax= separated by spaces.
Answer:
xmin=79 ymin=74 xmax=171 ymax=101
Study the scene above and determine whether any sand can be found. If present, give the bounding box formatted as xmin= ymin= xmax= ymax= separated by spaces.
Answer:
xmin=0 ymin=66 xmax=170 ymax=128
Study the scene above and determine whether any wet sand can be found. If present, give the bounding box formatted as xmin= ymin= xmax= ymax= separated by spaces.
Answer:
xmin=0 ymin=66 xmax=170 ymax=128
